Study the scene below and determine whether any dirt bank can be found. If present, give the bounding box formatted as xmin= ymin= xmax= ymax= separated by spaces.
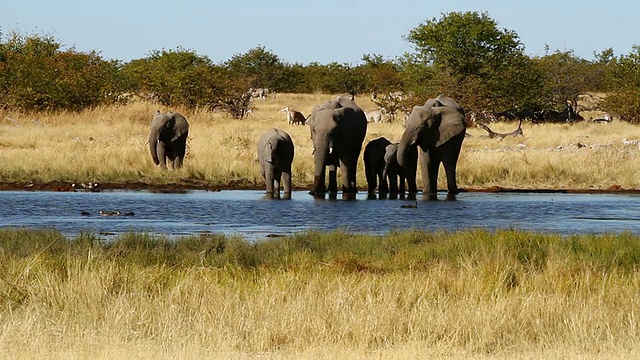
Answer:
xmin=2 ymin=181 xmax=639 ymax=195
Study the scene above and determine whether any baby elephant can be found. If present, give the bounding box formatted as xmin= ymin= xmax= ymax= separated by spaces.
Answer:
xmin=383 ymin=142 xmax=418 ymax=196
xmin=257 ymin=128 xmax=295 ymax=198
xmin=363 ymin=137 xmax=419 ymax=199
xmin=363 ymin=137 xmax=392 ymax=197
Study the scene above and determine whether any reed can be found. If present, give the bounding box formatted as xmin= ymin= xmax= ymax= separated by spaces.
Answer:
xmin=0 ymin=229 xmax=639 ymax=358
xmin=1 ymin=94 xmax=640 ymax=190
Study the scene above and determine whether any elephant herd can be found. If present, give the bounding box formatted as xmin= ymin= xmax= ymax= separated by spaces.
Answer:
xmin=149 ymin=95 xmax=467 ymax=200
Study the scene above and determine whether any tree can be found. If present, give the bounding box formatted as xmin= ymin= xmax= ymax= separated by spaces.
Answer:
xmin=533 ymin=50 xmax=595 ymax=110
xmin=121 ymin=47 xmax=226 ymax=108
xmin=224 ymin=46 xmax=287 ymax=92
xmin=403 ymin=11 xmax=541 ymax=112
xmin=602 ymin=45 xmax=640 ymax=123
xmin=0 ymin=31 xmax=122 ymax=111
xmin=359 ymin=54 xmax=403 ymax=94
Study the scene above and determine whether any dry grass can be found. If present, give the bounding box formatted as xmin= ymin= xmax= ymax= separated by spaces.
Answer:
xmin=1 ymin=229 xmax=640 ymax=359
xmin=1 ymin=93 xmax=640 ymax=190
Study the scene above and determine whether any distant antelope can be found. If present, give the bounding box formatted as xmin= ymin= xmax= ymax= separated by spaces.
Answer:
xmin=248 ymin=88 xmax=269 ymax=100
xmin=366 ymin=109 xmax=383 ymax=123
xmin=280 ymin=106 xmax=307 ymax=125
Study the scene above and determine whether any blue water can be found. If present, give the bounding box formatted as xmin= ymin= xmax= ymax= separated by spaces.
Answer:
xmin=0 ymin=190 xmax=639 ymax=240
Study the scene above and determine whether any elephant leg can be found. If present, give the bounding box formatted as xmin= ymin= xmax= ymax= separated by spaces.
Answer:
xmin=282 ymin=170 xmax=292 ymax=194
xmin=441 ymin=134 xmax=464 ymax=196
xmin=399 ymin=173 xmax=406 ymax=194
xmin=157 ymin=143 xmax=168 ymax=169
xmin=173 ymin=148 xmax=185 ymax=169
xmin=265 ymin=166 xmax=275 ymax=194
xmin=273 ymin=170 xmax=283 ymax=194
xmin=388 ymin=169 xmax=399 ymax=194
xmin=378 ymin=170 xmax=389 ymax=194
xmin=310 ymin=168 xmax=327 ymax=195
xmin=421 ymin=150 xmax=440 ymax=200
xmin=365 ymin=163 xmax=377 ymax=194
xmin=328 ymin=165 xmax=338 ymax=194
xmin=404 ymin=163 xmax=417 ymax=194
xmin=340 ymin=157 xmax=358 ymax=193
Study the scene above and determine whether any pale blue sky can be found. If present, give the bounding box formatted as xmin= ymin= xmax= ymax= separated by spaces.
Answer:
xmin=2 ymin=0 xmax=637 ymax=64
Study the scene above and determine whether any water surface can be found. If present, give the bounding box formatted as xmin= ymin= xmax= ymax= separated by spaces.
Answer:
xmin=1 ymin=190 xmax=639 ymax=240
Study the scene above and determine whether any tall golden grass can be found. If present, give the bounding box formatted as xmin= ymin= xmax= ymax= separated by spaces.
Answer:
xmin=1 ymin=229 xmax=639 ymax=359
xmin=1 ymin=93 xmax=640 ymax=190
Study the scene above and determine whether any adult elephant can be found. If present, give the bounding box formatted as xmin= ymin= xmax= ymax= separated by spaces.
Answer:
xmin=149 ymin=111 xmax=189 ymax=169
xmin=397 ymin=95 xmax=466 ymax=200
xmin=257 ymin=128 xmax=295 ymax=199
xmin=307 ymin=96 xmax=368 ymax=196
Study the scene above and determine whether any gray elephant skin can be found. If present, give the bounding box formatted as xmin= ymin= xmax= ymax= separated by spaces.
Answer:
xmin=363 ymin=137 xmax=418 ymax=198
xmin=149 ymin=111 xmax=189 ymax=169
xmin=257 ymin=128 xmax=295 ymax=198
xmin=307 ymin=96 xmax=368 ymax=195
xmin=363 ymin=137 xmax=391 ymax=196
xmin=383 ymin=142 xmax=418 ymax=196
xmin=397 ymin=95 xmax=466 ymax=199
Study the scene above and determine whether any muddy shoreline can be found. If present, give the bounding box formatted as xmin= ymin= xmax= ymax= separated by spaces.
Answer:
xmin=2 ymin=181 xmax=639 ymax=195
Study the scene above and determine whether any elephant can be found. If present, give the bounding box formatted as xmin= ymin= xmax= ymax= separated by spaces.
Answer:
xmin=257 ymin=128 xmax=295 ymax=198
xmin=363 ymin=137 xmax=392 ymax=197
xmin=364 ymin=137 xmax=419 ymax=199
xmin=397 ymin=95 xmax=466 ymax=200
xmin=149 ymin=111 xmax=189 ymax=169
xmin=383 ymin=142 xmax=418 ymax=197
xmin=307 ymin=96 xmax=368 ymax=196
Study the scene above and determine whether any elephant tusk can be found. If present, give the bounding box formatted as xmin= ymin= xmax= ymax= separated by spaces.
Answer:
xmin=311 ymin=148 xmax=316 ymax=155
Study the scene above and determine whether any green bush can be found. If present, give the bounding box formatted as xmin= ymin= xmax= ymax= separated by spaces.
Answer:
xmin=0 ymin=31 xmax=123 ymax=111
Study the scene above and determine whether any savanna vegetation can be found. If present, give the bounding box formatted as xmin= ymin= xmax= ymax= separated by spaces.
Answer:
xmin=1 ymin=92 xmax=640 ymax=191
xmin=2 ymin=9 xmax=640 ymax=360
xmin=1 ymin=11 xmax=640 ymax=121
xmin=1 ymin=228 xmax=639 ymax=359
xmin=1 ymin=10 xmax=639 ymax=191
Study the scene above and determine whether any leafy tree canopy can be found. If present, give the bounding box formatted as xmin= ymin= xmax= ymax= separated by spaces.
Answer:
xmin=405 ymin=11 xmax=524 ymax=79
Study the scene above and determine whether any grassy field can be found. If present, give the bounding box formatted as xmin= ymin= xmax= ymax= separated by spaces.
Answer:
xmin=1 ymin=93 xmax=639 ymax=191
xmin=2 ymin=94 xmax=640 ymax=358
xmin=0 ymin=229 xmax=639 ymax=359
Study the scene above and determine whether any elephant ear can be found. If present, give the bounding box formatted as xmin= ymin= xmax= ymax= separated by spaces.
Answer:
xmin=169 ymin=113 xmax=189 ymax=142
xmin=433 ymin=107 xmax=466 ymax=147
xmin=384 ymin=143 xmax=398 ymax=164
xmin=332 ymin=106 xmax=354 ymax=122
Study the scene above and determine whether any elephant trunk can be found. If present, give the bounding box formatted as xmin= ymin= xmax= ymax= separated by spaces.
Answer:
xmin=149 ymin=128 xmax=160 ymax=165
xmin=310 ymin=138 xmax=330 ymax=194
xmin=397 ymin=128 xmax=417 ymax=168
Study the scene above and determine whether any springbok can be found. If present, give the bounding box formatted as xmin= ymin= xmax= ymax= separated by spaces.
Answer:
xmin=280 ymin=106 xmax=307 ymax=125
xmin=248 ymin=88 xmax=269 ymax=100
xmin=366 ymin=109 xmax=383 ymax=123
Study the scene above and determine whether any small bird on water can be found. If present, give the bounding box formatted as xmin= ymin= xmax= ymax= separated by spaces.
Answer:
xmin=99 ymin=210 xmax=120 ymax=216
xmin=400 ymin=202 xmax=418 ymax=209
